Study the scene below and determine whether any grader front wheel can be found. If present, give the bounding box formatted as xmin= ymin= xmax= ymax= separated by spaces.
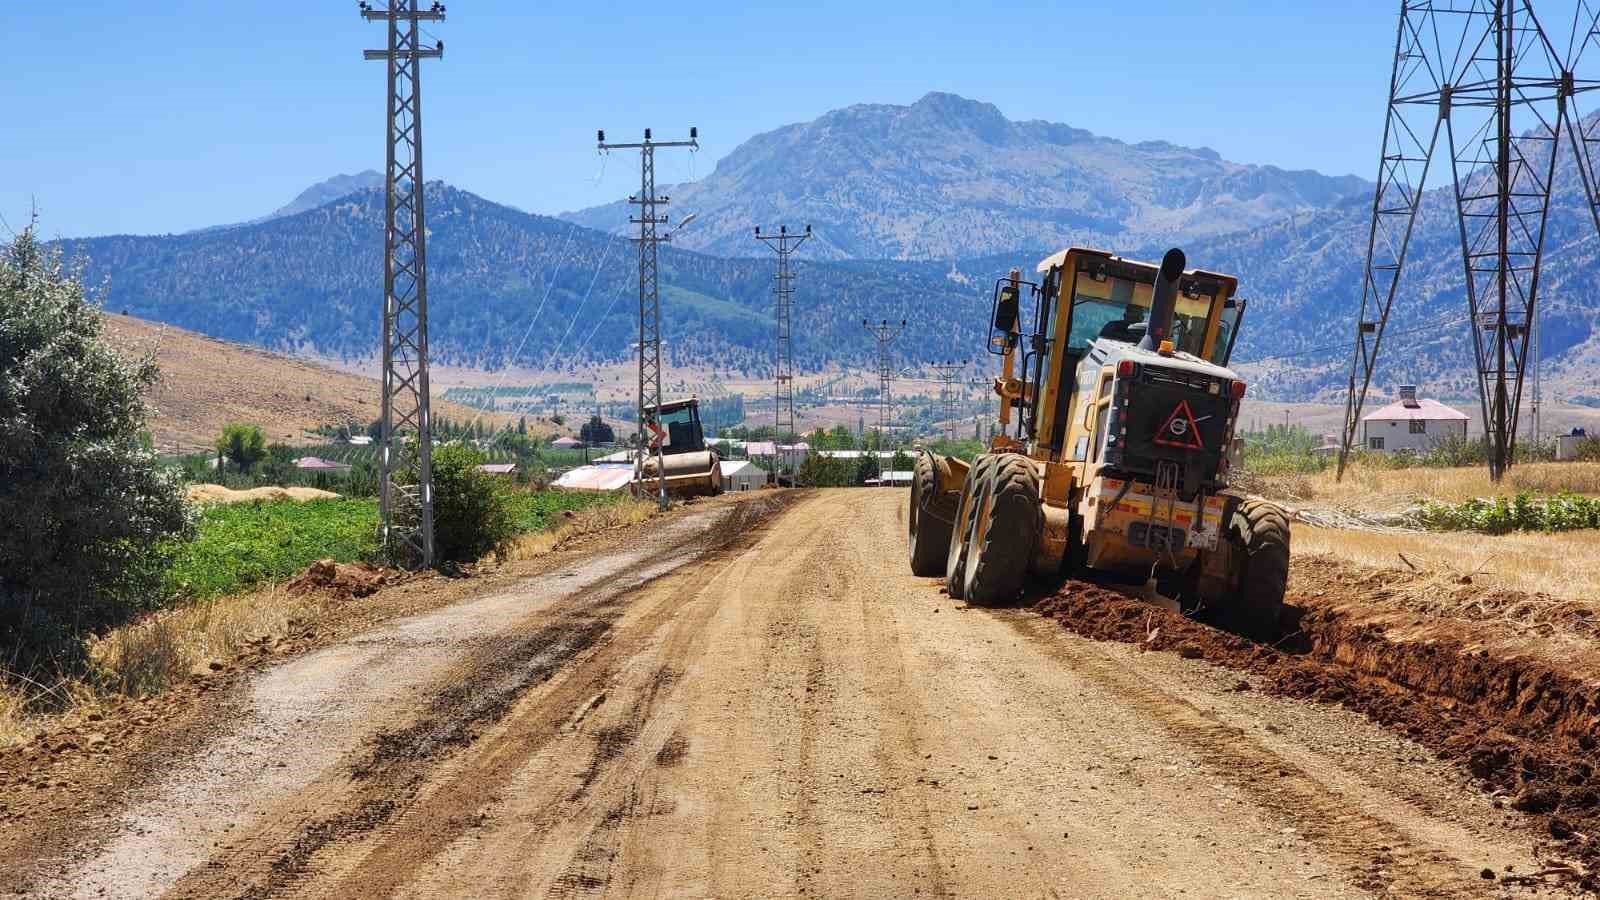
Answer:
xmin=961 ymin=454 xmax=1041 ymax=607
xmin=908 ymin=453 xmax=956 ymax=576
xmin=945 ymin=454 xmax=997 ymax=599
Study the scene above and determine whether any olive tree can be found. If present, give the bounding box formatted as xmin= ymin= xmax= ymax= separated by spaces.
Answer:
xmin=0 ymin=228 xmax=192 ymax=672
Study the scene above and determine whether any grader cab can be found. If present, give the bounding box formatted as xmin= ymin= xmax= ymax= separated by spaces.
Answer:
xmin=907 ymin=247 xmax=1290 ymax=638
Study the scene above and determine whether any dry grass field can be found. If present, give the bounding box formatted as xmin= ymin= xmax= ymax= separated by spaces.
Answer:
xmin=103 ymin=315 xmax=514 ymax=451
xmin=1258 ymin=461 xmax=1600 ymax=512
xmin=1293 ymin=525 xmax=1600 ymax=601
xmin=1252 ymin=461 xmax=1600 ymax=601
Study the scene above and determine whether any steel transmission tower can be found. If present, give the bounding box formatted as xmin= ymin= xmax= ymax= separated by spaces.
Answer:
xmin=1338 ymin=0 xmax=1600 ymax=481
xmin=755 ymin=224 xmax=810 ymax=481
xmin=863 ymin=319 xmax=906 ymax=476
xmin=361 ymin=0 xmax=445 ymax=568
xmin=930 ymin=360 xmax=967 ymax=442
xmin=597 ymin=127 xmax=699 ymax=509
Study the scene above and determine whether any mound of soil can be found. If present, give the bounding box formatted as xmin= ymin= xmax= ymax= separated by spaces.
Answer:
xmin=1033 ymin=568 xmax=1600 ymax=889
xmin=286 ymin=559 xmax=392 ymax=599
xmin=186 ymin=485 xmax=340 ymax=504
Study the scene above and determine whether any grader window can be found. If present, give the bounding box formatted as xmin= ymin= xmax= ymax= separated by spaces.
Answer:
xmin=1067 ymin=273 xmax=1215 ymax=357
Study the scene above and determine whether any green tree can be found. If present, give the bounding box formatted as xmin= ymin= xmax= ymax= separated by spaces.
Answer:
xmin=855 ymin=453 xmax=881 ymax=485
xmin=215 ymin=423 xmax=267 ymax=473
xmin=580 ymin=415 xmax=615 ymax=445
xmin=425 ymin=444 xmax=516 ymax=566
xmin=259 ymin=443 xmax=297 ymax=485
xmin=0 ymin=228 xmax=193 ymax=672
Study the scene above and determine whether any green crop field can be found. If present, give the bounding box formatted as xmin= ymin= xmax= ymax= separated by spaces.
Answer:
xmin=164 ymin=489 xmax=626 ymax=602
xmin=164 ymin=498 xmax=381 ymax=600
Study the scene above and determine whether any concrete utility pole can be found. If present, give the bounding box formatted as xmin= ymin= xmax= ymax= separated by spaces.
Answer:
xmin=360 ymin=0 xmax=444 ymax=569
xmin=755 ymin=224 xmax=810 ymax=482
xmin=862 ymin=319 xmax=905 ymax=483
xmin=929 ymin=360 xmax=967 ymax=443
xmin=596 ymin=127 xmax=699 ymax=510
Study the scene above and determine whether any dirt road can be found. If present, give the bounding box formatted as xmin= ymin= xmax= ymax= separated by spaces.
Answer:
xmin=23 ymin=490 xmax=1551 ymax=898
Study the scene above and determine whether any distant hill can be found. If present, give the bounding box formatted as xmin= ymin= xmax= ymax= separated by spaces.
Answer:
xmin=189 ymin=171 xmax=386 ymax=235
xmin=101 ymin=314 xmax=512 ymax=450
xmin=564 ymin=92 xmax=1370 ymax=261
xmin=264 ymin=171 xmax=384 ymax=221
xmin=60 ymin=183 xmax=991 ymax=378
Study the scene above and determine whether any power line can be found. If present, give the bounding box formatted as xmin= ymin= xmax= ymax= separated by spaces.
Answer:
xmin=360 ymin=0 xmax=446 ymax=569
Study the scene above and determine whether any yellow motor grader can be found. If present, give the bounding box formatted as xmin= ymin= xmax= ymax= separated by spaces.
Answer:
xmin=907 ymin=247 xmax=1290 ymax=638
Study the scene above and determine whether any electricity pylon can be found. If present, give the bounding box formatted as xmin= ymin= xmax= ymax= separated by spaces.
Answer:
xmin=596 ymin=127 xmax=699 ymax=509
xmin=755 ymin=224 xmax=810 ymax=482
xmin=1337 ymin=0 xmax=1600 ymax=481
xmin=360 ymin=0 xmax=444 ymax=568
xmin=929 ymin=360 xmax=967 ymax=442
xmin=863 ymin=319 xmax=906 ymax=481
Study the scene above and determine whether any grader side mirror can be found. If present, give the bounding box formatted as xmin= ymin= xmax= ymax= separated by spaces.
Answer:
xmin=994 ymin=284 xmax=1020 ymax=334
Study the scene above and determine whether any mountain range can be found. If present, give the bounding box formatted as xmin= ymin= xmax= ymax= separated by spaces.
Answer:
xmin=58 ymin=183 xmax=986 ymax=378
xmin=564 ymin=93 xmax=1370 ymax=261
xmin=46 ymin=92 xmax=1600 ymax=405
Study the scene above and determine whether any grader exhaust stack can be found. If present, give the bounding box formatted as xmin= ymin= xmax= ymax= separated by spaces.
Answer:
xmin=1138 ymin=248 xmax=1186 ymax=352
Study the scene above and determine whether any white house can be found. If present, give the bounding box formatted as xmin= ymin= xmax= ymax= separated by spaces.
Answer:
xmin=719 ymin=459 xmax=767 ymax=492
xmin=1360 ymin=386 xmax=1468 ymax=452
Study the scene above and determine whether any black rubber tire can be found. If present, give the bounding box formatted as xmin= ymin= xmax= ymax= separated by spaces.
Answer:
xmin=1218 ymin=497 xmax=1291 ymax=641
xmin=909 ymin=453 xmax=955 ymax=575
xmin=962 ymin=454 xmax=1041 ymax=607
xmin=945 ymin=454 xmax=996 ymax=599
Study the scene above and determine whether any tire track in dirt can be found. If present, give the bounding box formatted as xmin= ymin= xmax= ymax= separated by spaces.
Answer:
xmin=1007 ymin=614 xmax=1491 ymax=897
xmin=152 ymin=495 xmax=794 ymax=900
xmin=1034 ymin=575 xmax=1600 ymax=891
xmin=316 ymin=497 xmax=790 ymax=898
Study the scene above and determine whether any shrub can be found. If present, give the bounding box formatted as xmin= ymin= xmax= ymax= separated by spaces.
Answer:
xmin=426 ymin=444 xmax=516 ymax=566
xmin=0 ymin=228 xmax=193 ymax=675
xmin=1410 ymin=491 xmax=1600 ymax=534
xmin=797 ymin=453 xmax=855 ymax=486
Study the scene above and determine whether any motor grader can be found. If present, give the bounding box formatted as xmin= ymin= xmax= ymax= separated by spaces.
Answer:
xmin=635 ymin=397 xmax=724 ymax=498
xmin=907 ymin=247 xmax=1290 ymax=638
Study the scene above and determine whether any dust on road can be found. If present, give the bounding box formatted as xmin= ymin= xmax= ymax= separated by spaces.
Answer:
xmin=18 ymin=490 xmax=1553 ymax=898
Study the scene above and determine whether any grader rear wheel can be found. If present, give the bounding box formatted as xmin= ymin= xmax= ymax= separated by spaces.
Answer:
xmin=908 ymin=453 xmax=956 ymax=575
xmin=1216 ymin=497 xmax=1291 ymax=641
xmin=961 ymin=454 xmax=1041 ymax=607
xmin=945 ymin=454 xmax=997 ymax=599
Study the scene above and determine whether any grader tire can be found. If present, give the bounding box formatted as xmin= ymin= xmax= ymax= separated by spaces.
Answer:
xmin=1219 ymin=497 xmax=1291 ymax=641
xmin=962 ymin=454 xmax=1041 ymax=607
xmin=908 ymin=454 xmax=956 ymax=575
xmin=945 ymin=454 xmax=997 ymax=599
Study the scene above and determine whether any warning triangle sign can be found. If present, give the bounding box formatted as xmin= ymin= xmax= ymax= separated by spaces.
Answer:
xmin=1153 ymin=399 xmax=1206 ymax=450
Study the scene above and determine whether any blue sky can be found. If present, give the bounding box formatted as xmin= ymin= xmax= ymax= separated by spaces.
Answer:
xmin=5 ymin=1 xmax=1410 ymax=239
